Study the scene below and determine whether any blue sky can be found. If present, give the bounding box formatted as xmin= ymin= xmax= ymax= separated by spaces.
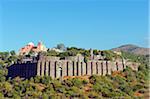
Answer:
xmin=0 ymin=0 xmax=148 ymax=51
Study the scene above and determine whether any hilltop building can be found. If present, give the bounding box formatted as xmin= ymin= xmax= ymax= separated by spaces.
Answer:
xmin=113 ymin=51 xmax=122 ymax=55
xmin=19 ymin=42 xmax=47 ymax=55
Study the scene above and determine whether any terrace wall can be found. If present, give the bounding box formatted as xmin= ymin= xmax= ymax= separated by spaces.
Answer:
xmin=7 ymin=60 xmax=138 ymax=79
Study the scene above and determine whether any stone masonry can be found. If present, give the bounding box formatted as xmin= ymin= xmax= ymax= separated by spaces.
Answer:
xmin=7 ymin=50 xmax=139 ymax=79
xmin=7 ymin=59 xmax=139 ymax=79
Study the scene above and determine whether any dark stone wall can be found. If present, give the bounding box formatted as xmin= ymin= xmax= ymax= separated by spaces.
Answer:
xmin=7 ymin=63 xmax=37 ymax=79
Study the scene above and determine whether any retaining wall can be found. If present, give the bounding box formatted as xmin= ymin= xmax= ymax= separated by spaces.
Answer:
xmin=8 ymin=60 xmax=138 ymax=79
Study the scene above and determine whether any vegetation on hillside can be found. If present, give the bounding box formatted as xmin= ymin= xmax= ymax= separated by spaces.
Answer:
xmin=111 ymin=44 xmax=149 ymax=55
xmin=0 ymin=48 xmax=149 ymax=98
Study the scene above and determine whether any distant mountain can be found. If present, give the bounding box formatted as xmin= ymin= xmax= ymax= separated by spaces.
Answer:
xmin=111 ymin=44 xmax=149 ymax=56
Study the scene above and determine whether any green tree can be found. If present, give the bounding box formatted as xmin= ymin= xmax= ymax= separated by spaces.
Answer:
xmin=56 ymin=43 xmax=66 ymax=51
xmin=47 ymin=50 xmax=59 ymax=56
xmin=93 ymin=49 xmax=99 ymax=55
xmin=10 ymin=50 xmax=16 ymax=56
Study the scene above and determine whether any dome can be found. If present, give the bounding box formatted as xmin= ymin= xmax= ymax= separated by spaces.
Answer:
xmin=28 ymin=42 xmax=34 ymax=46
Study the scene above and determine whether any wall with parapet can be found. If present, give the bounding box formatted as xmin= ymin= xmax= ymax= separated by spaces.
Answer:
xmin=8 ymin=60 xmax=139 ymax=79
xmin=36 ymin=60 xmax=128 ymax=78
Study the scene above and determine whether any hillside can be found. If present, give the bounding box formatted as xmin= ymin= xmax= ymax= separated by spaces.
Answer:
xmin=0 ymin=47 xmax=149 ymax=98
xmin=111 ymin=44 xmax=149 ymax=56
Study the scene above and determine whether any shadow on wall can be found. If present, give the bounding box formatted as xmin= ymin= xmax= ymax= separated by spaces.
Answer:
xmin=7 ymin=60 xmax=133 ymax=79
xmin=7 ymin=63 xmax=37 ymax=79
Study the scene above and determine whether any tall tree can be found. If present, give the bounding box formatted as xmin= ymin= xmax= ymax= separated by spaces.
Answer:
xmin=10 ymin=50 xmax=16 ymax=56
xmin=56 ymin=43 xmax=66 ymax=51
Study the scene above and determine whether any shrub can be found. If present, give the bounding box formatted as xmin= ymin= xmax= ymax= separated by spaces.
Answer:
xmin=72 ymin=78 xmax=83 ymax=88
xmin=88 ymin=91 xmax=100 ymax=98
